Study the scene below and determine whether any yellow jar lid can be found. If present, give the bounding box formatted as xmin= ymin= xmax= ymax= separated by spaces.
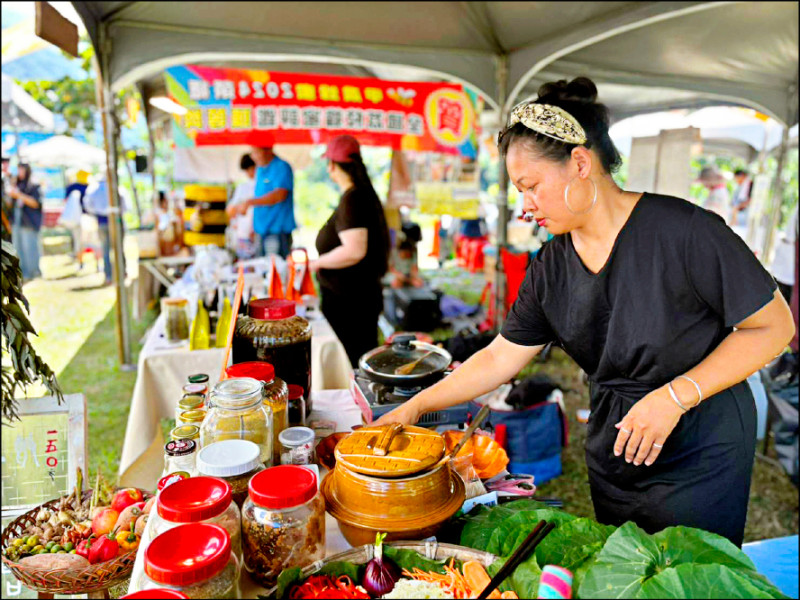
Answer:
xmin=178 ymin=395 xmax=205 ymax=411
xmin=171 ymin=425 xmax=200 ymax=441
xmin=180 ymin=409 xmax=207 ymax=424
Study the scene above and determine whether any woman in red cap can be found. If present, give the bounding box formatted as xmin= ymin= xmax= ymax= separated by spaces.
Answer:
xmin=310 ymin=135 xmax=391 ymax=366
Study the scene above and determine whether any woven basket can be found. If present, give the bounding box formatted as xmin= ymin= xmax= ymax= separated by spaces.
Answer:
xmin=1 ymin=489 xmax=152 ymax=595
xmin=264 ymin=540 xmax=500 ymax=596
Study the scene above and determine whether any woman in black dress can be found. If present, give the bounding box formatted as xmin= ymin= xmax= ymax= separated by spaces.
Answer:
xmin=375 ymin=78 xmax=795 ymax=546
xmin=310 ymin=135 xmax=391 ymax=367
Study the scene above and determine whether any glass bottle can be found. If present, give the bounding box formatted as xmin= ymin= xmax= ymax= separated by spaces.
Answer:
xmin=190 ymin=299 xmax=210 ymax=350
xmin=215 ymin=296 xmax=233 ymax=348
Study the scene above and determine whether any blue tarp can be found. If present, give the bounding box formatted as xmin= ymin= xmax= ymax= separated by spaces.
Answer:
xmin=743 ymin=535 xmax=799 ymax=599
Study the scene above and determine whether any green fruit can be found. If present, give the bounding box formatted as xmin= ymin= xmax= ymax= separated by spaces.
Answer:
xmin=46 ymin=541 xmax=56 ymax=549
xmin=63 ymin=542 xmax=74 ymax=552
xmin=31 ymin=545 xmax=44 ymax=553
xmin=69 ymin=549 xmax=77 ymax=554
xmin=21 ymin=536 xmax=29 ymax=544
xmin=50 ymin=545 xmax=63 ymax=553
xmin=12 ymin=539 xmax=24 ymax=548
xmin=26 ymin=536 xmax=38 ymax=547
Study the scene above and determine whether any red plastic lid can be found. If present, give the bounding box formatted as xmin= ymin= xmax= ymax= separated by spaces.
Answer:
xmin=122 ymin=589 xmax=189 ymax=599
xmin=287 ymin=384 xmax=305 ymax=400
xmin=157 ymin=472 xmax=189 ymax=491
xmin=157 ymin=477 xmax=232 ymax=522
xmin=248 ymin=465 xmax=317 ymax=509
xmin=225 ymin=361 xmax=275 ymax=382
xmin=144 ymin=523 xmax=231 ymax=587
xmin=249 ymin=298 xmax=295 ymax=320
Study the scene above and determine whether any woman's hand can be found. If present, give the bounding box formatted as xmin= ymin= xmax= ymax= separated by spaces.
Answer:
xmin=373 ymin=398 xmax=420 ymax=427
xmin=613 ymin=386 xmax=685 ymax=467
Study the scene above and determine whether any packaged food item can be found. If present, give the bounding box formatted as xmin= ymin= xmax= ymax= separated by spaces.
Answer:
xmin=162 ymin=298 xmax=190 ymax=343
xmin=287 ymin=384 xmax=306 ymax=426
xmin=170 ymin=425 xmax=200 ymax=443
xmin=224 ymin=362 xmax=288 ymax=465
xmin=196 ymin=440 xmax=266 ymax=508
xmin=279 ymin=427 xmax=316 ymax=465
xmin=140 ymin=523 xmax=240 ymax=599
xmin=241 ymin=466 xmax=325 ymax=588
xmin=162 ymin=439 xmax=197 ymax=479
xmin=150 ymin=477 xmax=242 ymax=558
xmin=232 ymin=298 xmax=313 ymax=415
xmin=178 ymin=409 xmax=207 ymax=428
xmin=201 ymin=377 xmax=273 ymax=465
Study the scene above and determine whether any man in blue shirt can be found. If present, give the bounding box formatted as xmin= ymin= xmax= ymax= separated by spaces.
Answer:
xmin=235 ymin=145 xmax=296 ymax=259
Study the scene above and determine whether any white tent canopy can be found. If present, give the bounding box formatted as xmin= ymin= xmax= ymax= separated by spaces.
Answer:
xmin=20 ymin=134 xmax=106 ymax=168
xmin=1 ymin=73 xmax=55 ymax=131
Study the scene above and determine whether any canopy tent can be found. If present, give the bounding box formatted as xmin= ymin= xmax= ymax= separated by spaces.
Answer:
xmin=69 ymin=0 xmax=799 ymax=365
xmin=19 ymin=134 xmax=106 ymax=168
xmin=1 ymin=73 xmax=55 ymax=132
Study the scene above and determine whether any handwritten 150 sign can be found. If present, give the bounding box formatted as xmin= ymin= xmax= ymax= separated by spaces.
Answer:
xmin=165 ymin=65 xmax=481 ymax=157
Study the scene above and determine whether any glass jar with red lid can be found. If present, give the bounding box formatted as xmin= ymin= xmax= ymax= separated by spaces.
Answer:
xmin=225 ymin=361 xmax=288 ymax=466
xmin=150 ymin=476 xmax=242 ymax=558
xmin=139 ymin=523 xmax=240 ymax=599
xmin=233 ymin=298 xmax=312 ymax=415
xmin=241 ymin=466 xmax=325 ymax=588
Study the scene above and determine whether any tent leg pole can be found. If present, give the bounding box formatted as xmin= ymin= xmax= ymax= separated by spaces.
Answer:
xmin=493 ymin=55 xmax=509 ymax=333
xmin=762 ymin=125 xmax=790 ymax=263
xmin=94 ymin=51 xmax=133 ymax=369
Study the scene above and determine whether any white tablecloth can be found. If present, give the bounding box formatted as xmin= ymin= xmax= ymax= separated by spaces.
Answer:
xmin=118 ymin=312 xmax=353 ymax=489
xmin=127 ymin=390 xmax=363 ymax=598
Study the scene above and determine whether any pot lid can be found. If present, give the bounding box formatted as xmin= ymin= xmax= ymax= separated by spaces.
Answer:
xmin=359 ymin=335 xmax=451 ymax=382
xmin=335 ymin=424 xmax=446 ymax=477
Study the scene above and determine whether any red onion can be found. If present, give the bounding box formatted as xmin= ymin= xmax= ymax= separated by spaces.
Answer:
xmin=363 ymin=533 xmax=400 ymax=597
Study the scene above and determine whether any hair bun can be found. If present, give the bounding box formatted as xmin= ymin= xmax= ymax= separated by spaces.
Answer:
xmin=538 ymin=77 xmax=598 ymax=104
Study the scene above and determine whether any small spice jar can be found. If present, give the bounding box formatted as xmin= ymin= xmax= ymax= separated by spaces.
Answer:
xmin=170 ymin=425 xmax=200 ymax=443
xmin=197 ymin=440 xmax=266 ymax=508
xmin=241 ymin=466 xmax=325 ymax=588
xmin=225 ymin=362 xmax=288 ymax=466
xmin=182 ymin=382 xmax=208 ymax=399
xmin=162 ymin=298 xmax=190 ymax=343
xmin=279 ymin=427 xmax=316 ymax=465
xmin=187 ymin=373 xmax=209 ymax=385
xmin=162 ymin=438 xmax=197 ymax=479
xmin=176 ymin=394 xmax=205 ymax=423
xmin=140 ymin=523 xmax=240 ymax=599
xmin=201 ymin=378 xmax=273 ymax=466
xmin=178 ymin=408 xmax=207 ymax=428
xmin=287 ymin=384 xmax=306 ymax=426
xmin=151 ymin=477 xmax=242 ymax=558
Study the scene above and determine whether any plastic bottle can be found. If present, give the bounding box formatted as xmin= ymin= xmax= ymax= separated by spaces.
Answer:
xmin=215 ymin=296 xmax=232 ymax=348
xmin=190 ymin=300 xmax=210 ymax=350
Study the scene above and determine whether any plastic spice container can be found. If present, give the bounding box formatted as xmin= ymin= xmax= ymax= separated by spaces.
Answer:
xmin=225 ymin=362 xmax=288 ymax=466
xmin=197 ymin=440 xmax=266 ymax=508
xmin=140 ymin=523 xmax=240 ymax=599
xmin=241 ymin=466 xmax=325 ymax=588
xmin=279 ymin=427 xmax=316 ymax=465
xmin=162 ymin=298 xmax=190 ymax=343
xmin=162 ymin=439 xmax=197 ymax=479
xmin=175 ymin=394 xmax=205 ymax=423
xmin=151 ymin=477 xmax=242 ymax=558
xmin=178 ymin=409 xmax=207 ymax=428
xmin=201 ymin=377 xmax=273 ymax=466
xmin=287 ymin=384 xmax=306 ymax=426
xmin=232 ymin=299 xmax=313 ymax=415
xmin=170 ymin=425 xmax=200 ymax=443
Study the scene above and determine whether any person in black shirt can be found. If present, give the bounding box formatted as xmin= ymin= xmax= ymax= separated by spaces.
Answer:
xmin=9 ymin=163 xmax=43 ymax=280
xmin=311 ymin=135 xmax=390 ymax=367
xmin=375 ymin=77 xmax=795 ymax=546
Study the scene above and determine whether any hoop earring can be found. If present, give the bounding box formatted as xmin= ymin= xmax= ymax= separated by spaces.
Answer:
xmin=564 ymin=177 xmax=597 ymax=215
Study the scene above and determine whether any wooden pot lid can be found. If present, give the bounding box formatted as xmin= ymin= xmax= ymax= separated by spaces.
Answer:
xmin=335 ymin=424 xmax=446 ymax=477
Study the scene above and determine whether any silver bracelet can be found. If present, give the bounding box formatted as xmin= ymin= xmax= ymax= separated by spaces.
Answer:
xmin=676 ymin=375 xmax=703 ymax=406
xmin=667 ymin=382 xmax=690 ymax=412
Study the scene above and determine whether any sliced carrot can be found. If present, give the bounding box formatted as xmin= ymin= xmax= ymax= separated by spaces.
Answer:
xmin=501 ymin=592 xmax=519 ymax=599
xmin=463 ymin=560 xmax=503 ymax=599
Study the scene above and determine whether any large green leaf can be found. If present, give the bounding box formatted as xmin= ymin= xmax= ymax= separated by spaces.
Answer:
xmin=509 ymin=555 xmax=543 ymax=599
xmin=535 ymin=519 xmax=615 ymax=567
xmin=383 ymin=546 xmax=457 ymax=575
xmin=489 ymin=509 xmax=577 ymax=556
xmin=487 ymin=558 xmax=517 ymax=594
xmin=461 ymin=505 xmax=519 ymax=551
xmin=273 ymin=567 xmax=303 ymax=599
xmin=636 ymin=564 xmax=775 ymax=599
xmin=653 ymin=527 xmax=757 ymax=572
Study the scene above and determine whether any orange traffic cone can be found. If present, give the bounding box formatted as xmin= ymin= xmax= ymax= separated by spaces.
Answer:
xmin=268 ymin=256 xmax=285 ymax=299
xmin=286 ymin=248 xmax=317 ymax=302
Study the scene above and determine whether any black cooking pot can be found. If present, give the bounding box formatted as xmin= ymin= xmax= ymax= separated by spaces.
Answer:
xmin=358 ymin=334 xmax=452 ymax=388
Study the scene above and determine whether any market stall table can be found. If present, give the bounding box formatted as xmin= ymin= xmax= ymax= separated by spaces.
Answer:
xmin=126 ymin=389 xmax=362 ymax=598
xmin=118 ymin=311 xmax=353 ymax=489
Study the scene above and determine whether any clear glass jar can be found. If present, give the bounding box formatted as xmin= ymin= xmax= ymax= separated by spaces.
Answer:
xmin=182 ymin=382 xmax=208 ymax=399
xmin=162 ymin=298 xmax=190 ymax=343
xmin=279 ymin=427 xmax=316 ymax=465
xmin=224 ymin=363 xmax=288 ymax=466
xmin=150 ymin=476 xmax=242 ymax=558
xmin=196 ymin=440 xmax=266 ymax=508
xmin=201 ymin=377 xmax=273 ymax=466
xmin=162 ymin=439 xmax=197 ymax=479
xmin=175 ymin=394 xmax=205 ymax=423
xmin=287 ymin=384 xmax=306 ymax=426
xmin=140 ymin=523 xmax=240 ymax=599
xmin=241 ymin=466 xmax=325 ymax=588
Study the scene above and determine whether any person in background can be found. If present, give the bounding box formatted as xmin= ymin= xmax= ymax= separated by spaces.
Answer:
xmin=83 ymin=174 xmax=123 ymax=285
xmin=771 ymin=204 xmax=798 ymax=305
xmin=698 ymin=166 xmax=732 ymax=224
xmin=234 ymin=144 xmax=295 ymax=259
xmin=156 ymin=191 xmax=183 ymax=257
xmin=310 ymin=135 xmax=391 ymax=367
xmin=63 ymin=169 xmax=89 ymax=261
xmin=730 ymin=168 xmax=753 ymax=229
xmin=225 ymin=153 xmax=258 ymax=259
xmin=390 ymin=237 xmax=424 ymax=288
xmin=9 ymin=163 xmax=43 ymax=281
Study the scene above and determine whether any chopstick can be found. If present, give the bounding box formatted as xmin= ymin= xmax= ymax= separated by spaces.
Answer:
xmin=476 ymin=520 xmax=557 ymax=600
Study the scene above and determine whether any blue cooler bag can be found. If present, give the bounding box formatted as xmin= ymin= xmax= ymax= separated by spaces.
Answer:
xmin=471 ymin=394 xmax=567 ymax=485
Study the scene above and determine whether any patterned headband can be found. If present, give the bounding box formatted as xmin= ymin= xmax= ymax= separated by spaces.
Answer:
xmin=504 ymin=102 xmax=587 ymax=145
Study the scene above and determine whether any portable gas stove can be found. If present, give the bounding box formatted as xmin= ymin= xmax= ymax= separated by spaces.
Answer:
xmin=350 ymin=369 xmax=471 ymax=426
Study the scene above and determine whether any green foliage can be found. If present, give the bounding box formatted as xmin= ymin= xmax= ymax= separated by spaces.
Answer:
xmin=1 ymin=241 xmax=62 ymax=422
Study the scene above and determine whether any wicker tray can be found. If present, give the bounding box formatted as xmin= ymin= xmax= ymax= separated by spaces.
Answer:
xmin=264 ymin=540 xmax=500 ymax=596
xmin=1 ymin=489 xmax=152 ymax=595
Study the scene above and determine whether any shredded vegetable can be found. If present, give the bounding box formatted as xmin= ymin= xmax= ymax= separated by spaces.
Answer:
xmin=402 ymin=560 xmax=475 ymax=599
xmin=289 ymin=574 xmax=371 ymax=599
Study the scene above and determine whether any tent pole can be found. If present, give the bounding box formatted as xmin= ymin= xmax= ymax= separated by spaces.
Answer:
xmin=94 ymin=29 xmax=133 ymax=369
xmin=761 ymin=124 xmax=790 ymax=263
xmin=493 ymin=55 xmax=509 ymax=333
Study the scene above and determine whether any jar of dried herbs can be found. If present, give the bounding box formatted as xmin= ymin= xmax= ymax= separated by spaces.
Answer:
xmin=140 ymin=523 xmax=240 ymax=599
xmin=196 ymin=440 xmax=265 ymax=508
xmin=232 ymin=299 xmax=313 ymax=415
xmin=241 ymin=466 xmax=325 ymax=588
xmin=162 ymin=298 xmax=190 ymax=343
